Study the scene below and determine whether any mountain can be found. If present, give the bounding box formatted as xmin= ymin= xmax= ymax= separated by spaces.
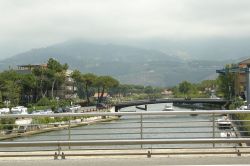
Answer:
xmin=125 ymin=37 xmax=250 ymax=61
xmin=0 ymin=40 xmax=235 ymax=87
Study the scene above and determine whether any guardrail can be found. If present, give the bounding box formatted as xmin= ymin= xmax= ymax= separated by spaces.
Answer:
xmin=0 ymin=110 xmax=250 ymax=158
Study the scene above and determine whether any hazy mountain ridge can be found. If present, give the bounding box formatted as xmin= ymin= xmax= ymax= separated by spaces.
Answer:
xmin=128 ymin=38 xmax=250 ymax=61
xmin=0 ymin=41 xmax=237 ymax=87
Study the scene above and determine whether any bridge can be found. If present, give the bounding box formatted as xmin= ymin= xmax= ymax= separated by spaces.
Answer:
xmin=114 ymin=98 xmax=230 ymax=112
xmin=0 ymin=110 xmax=250 ymax=165
xmin=1 ymin=110 xmax=249 ymax=161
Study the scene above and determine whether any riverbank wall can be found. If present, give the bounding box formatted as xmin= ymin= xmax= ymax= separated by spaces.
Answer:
xmin=173 ymin=103 xmax=222 ymax=110
xmin=0 ymin=116 xmax=119 ymax=141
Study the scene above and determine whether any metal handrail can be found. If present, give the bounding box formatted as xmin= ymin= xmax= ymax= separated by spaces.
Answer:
xmin=0 ymin=138 xmax=250 ymax=147
xmin=1 ymin=110 xmax=250 ymax=118
xmin=1 ymin=109 xmax=250 ymax=156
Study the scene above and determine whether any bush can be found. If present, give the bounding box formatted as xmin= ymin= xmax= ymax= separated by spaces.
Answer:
xmin=36 ymin=97 xmax=51 ymax=106
xmin=0 ymin=118 xmax=16 ymax=133
xmin=229 ymin=97 xmax=244 ymax=110
xmin=58 ymin=99 xmax=71 ymax=107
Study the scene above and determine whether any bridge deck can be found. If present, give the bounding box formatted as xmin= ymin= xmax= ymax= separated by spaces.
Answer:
xmin=114 ymin=98 xmax=230 ymax=110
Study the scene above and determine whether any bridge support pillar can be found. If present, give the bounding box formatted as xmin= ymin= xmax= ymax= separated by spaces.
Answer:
xmin=136 ymin=105 xmax=147 ymax=111
xmin=115 ymin=107 xmax=119 ymax=112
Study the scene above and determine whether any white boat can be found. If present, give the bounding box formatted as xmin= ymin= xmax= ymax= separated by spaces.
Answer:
xmin=163 ymin=103 xmax=173 ymax=111
xmin=217 ymin=116 xmax=232 ymax=130
xmin=220 ymin=130 xmax=236 ymax=138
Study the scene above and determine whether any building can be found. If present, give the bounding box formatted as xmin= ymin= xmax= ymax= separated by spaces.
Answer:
xmin=93 ymin=93 xmax=110 ymax=99
xmin=235 ymin=58 xmax=250 ymax=97
xmin=16 ymin=64 xmax=48 ymax=74
xmin=50 ymin=70 xmax=77 ymax=99
xmin=161 ymin=89 xmax=173 ymax=97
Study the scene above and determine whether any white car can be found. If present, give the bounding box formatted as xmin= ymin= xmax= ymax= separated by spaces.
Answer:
xmin=32 ymin=109 xmax=53 ymax=115
xmin=0 ymin=108 xmax=10 ymax=114
xmin=69 ymin=105 xmax=81 ymax=113
xmin=11 ymin=106 xmax=28 ymax=114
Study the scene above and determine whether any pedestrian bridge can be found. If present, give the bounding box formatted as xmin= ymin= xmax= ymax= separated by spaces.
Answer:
xmin=0 ymin=110 xmax=249 ymax=159
xmin=114 ymin=98 xmax=230 ymax=112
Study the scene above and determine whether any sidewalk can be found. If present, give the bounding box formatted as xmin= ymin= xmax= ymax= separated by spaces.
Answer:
xmin=0 ymin=156 xmax=250 ymax=166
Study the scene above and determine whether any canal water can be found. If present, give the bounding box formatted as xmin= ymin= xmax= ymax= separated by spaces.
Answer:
xmin=1 ymin=104 xmax=235 ymax=151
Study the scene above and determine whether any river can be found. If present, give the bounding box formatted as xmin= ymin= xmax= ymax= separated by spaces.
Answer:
xmin=2 ymin=104 xmax=234 ymax=151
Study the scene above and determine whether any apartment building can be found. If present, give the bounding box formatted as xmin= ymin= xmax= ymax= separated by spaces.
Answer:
xmin=235 ymin=58 xmax=250 ymax=97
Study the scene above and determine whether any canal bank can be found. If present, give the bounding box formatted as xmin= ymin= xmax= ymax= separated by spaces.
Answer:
xmin=173 ymin=103 xmax=222 ymax=110
xmin=0 ymin=116 xmax=119 ymax=141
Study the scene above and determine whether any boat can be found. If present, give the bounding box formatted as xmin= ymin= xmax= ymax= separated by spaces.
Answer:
xmin=216 ymin=116 xmax=232 ymax=130
xmin=220 ymin=130 xmax=236 ymax=138
xmin=190 ymin=109 xmax=198 ymax=116
xmin=216 ymin=116 xmax=237 ymax=138
xmin=163 ymin=103 xmax=173 ymax=111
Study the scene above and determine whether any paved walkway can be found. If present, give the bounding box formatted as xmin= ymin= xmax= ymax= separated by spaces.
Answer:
xmin=0 ymin=156 xmax=250 ymax=166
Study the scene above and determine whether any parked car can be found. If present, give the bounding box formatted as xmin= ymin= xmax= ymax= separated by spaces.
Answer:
xmin=11 ymin=106 xmax=28 ymax=114
xmin=0 ymin=108 xmax=10 ymax=114
xmin=32 ymin=110 xmax=44 ymax=115
xmin=69 ymin=105 xmax=81 ymax=113
xmin=32 ymin=109 xmax=53 ymax=115
xmin=54 ymin=107 xmax=64 ymax=113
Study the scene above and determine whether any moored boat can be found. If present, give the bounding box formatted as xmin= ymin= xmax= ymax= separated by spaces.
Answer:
xmin=163 ymin=103 xmax=173 ymax=111
xmin=217 ymin=116 xmax=232 ymax=130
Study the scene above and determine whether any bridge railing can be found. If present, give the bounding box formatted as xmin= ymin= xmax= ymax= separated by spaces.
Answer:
xmin=0 ymin=110 xmax=250 ymax=157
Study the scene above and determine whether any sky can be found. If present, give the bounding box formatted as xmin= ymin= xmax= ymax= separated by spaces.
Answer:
xmin=1 ymin=0 xmax=250 ymax=59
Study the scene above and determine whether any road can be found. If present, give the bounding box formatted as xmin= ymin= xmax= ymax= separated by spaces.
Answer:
xmin=0 ymin=156 xmax=249 ymax=166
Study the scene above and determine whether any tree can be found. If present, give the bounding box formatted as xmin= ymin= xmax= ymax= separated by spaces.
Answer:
xmin=0 ymin=70 xmax=21 ymax=106
xmin=33 ymin=67 xmax=50 ymax=99
xmin=144 ymin=86 xmax=154 ymax=94
xmin=217 ymin=64 xmax=236 ymax=99
xmin=71 ymin=70 xmax=85 ymax=99
xmin=178 ymin=81 xmax=193 ymax=95
xmin=20 ymin=74 xmax=36 ymax=104
xmin=95 ymin=76 xmax=119 ymax=103
xmin=82 ymin=73 xmax=97 ymax=105
xmin=47 ymin=58 xmax=68 ymax=99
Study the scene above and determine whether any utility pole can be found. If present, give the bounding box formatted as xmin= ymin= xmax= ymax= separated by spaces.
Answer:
xmin=247 ymin=65 xmax=250 ymax=108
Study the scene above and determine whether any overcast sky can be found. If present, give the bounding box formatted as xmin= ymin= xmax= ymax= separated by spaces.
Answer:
xmin=1 ymin=0 xmax=250 ymax=59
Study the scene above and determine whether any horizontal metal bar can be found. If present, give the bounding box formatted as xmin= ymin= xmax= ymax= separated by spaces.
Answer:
xmin=0 ymin=150 xmax=249 ymax=158
xmin=1 ymin=110 xmax=250 ymax=118
xmin=142 ymin=121 xmax=213 ymax=123
xmin=1 ymin=138 xmax=250 ymax=147
xmin=142 ymin=126 xmax=215 ymax=128
xmin=70 ymin=127 xmax=140 ymax=130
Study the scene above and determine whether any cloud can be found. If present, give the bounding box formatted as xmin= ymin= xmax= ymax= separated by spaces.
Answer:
xmin=0 ymin=0 xmax=250 ymax=58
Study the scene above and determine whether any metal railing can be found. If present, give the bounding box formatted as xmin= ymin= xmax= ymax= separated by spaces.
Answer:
xmin=0 ymin=110 xmax=250 ymax=158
